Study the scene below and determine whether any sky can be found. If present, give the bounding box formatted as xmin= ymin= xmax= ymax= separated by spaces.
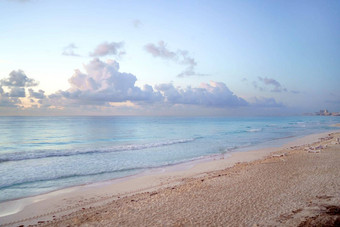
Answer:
xmin=0 ymin=0 xmax=339 ymax=116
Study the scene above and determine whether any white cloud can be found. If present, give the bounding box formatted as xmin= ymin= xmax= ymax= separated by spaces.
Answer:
xmin=52 ymin=58 xmax=162 ymax=104
xmin=258 ymin=77 xmax=287 ymax=93
xmin=144 ymin=41 xmax=176 ymax=59
xmin=90 ymin=42 xmax=125 ymax=57
xmin=62 ymin=43 xmax=80 ymax=57
xmin=47 ymin=59 xmax=247 ymax=109
xmin=144 ymin=41 xmax=206 ymax=78
xmin=155 ymin=81 xmax=248 ymax=107
xmin=0 ymin=60 xmax=289 ymax=115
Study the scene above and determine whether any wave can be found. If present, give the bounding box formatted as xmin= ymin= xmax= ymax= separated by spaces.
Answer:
xmin=222 ymin=128 xmax=262 ymax=135
xmin=246 ymin=128 xmax=262 ymax=132
xmin=0 ymin=154 xmax=210 ymax=190
xmin=0 ymin=138 xmax=197 ymax=163
xmin=224 ymin=146 xmax=238 ymax=152
xmin=0 ymin=166 xmax=148 ymax=189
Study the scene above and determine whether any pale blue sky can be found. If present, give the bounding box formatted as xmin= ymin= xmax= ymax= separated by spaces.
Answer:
xmin=0 ymin=0 xmax=339 ymax=115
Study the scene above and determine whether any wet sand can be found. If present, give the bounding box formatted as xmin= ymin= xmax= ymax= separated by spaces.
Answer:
xmin=1 ymin=131 xmax=340 ymax=226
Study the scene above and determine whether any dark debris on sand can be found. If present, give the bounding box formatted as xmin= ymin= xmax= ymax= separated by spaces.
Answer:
xmin=298 ymin=205 xmax=340 ymax=227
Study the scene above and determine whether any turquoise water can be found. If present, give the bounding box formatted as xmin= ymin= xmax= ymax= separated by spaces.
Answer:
xmin=0 ymin=116 xmax=339 ymax=202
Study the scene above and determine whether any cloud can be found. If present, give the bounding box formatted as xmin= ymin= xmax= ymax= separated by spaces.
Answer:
xmin=90 ymin=42 xmax=125 ymax=57
xmin=245 ymin=76 xmax=299 ymax=94
xmin=144 ymin=41 xmax=206 ymax=78
xmin=133 ymin=19 xmax=142 ymax=28
xmin=8 ymin=0 xmax=31 ymax=2
xmin=29 ymin=88 xmax=45 ymax=99
xmin=0 ymin=96 xmax=20 ymax=107
xmin=144 ymin=41 xmax=176 ymax=59
xmin=1 ymin=70 xmax=38 ymax=87
xmin=252 ymin=81 xmax=264 ymax=91
xmin=48 ymin=59 xmax=246 ymax=109
xmin=52 ymin=58 xmax=162 ymax=104
xmin=0 ymin=86 xmax=22 ymax=108
xmin=155 ymin=81 xmax=248 ymax=107
xmin=258 ymin=77 xmax=287 ymax=92
xmin=9 ymin=87 xmax=25 ymax=97
xmin=0 ymin=70 xmax=46 ymax=109
xmin=62 ymin=43 xmax=80 ymax=57
xmin=0 ymin=60 xmax=288 ymax=115
xmin=250 ymin=97 xmax=284 ymax=108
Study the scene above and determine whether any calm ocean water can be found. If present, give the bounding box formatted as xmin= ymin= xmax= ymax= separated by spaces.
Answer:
xmin=0 ymin=116 xmax=339 ymax=202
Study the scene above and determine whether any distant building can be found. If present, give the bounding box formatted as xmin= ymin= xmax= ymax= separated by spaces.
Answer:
xmin=315 ymin=109 xmax=339 ymax=116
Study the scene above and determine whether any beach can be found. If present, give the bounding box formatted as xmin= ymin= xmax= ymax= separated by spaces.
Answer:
xmin=2 ymin=0 xmax=340 ymax=225
xmin=1 ymin=130 xmax=340 ymax=226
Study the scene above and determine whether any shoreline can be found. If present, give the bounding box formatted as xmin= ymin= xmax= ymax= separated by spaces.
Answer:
xmin=1 ymin=128 xmax=338 ymax=204
xmin=1 ymin=129 xmax=340 ymax=226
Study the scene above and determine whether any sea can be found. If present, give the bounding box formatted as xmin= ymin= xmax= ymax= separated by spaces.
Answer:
xmin=0 ymin=116 xmax=339 ymax=202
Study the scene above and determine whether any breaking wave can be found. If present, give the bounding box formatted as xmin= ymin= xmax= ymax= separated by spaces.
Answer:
xmin=0 ymin=138 xmax=196 ymax=163
xmin=246 ymin=128 xmax=262 ymax=132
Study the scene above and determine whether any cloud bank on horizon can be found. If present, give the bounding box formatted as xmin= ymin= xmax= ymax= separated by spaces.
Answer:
xmin=0 ymin=58 xmax=285 ymax=115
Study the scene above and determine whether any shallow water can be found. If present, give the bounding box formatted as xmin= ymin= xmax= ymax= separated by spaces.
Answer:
xmin=0 ymin=116 xmax=339 ymax=202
